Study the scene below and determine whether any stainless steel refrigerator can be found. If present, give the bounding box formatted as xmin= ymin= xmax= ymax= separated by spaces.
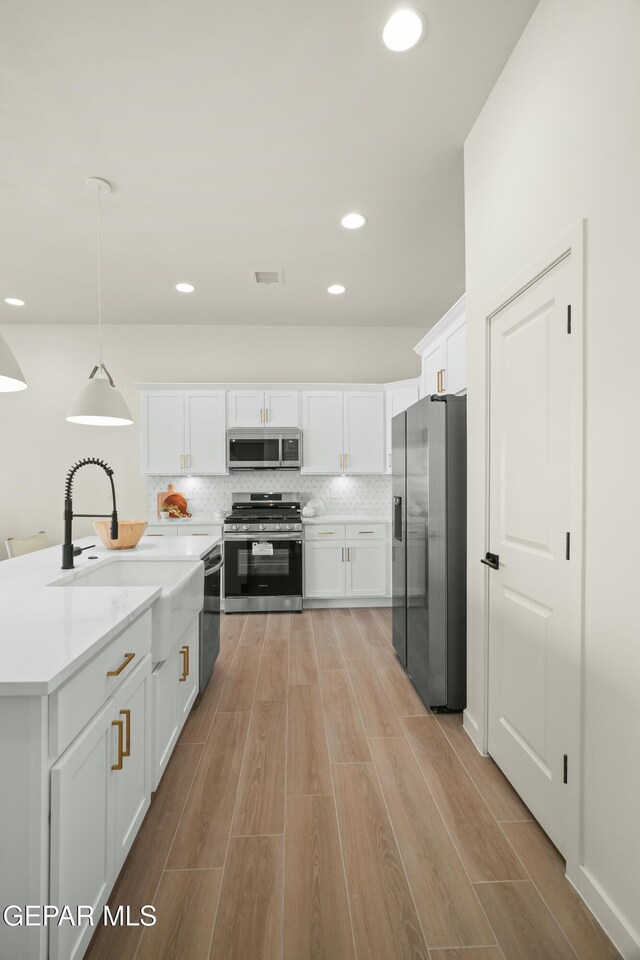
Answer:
xmin=392 ymin=394 xmax=467 ymax=710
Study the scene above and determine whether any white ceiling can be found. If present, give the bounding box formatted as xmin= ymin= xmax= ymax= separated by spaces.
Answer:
xmin=0 ymin=0 xmax=537 ymax=328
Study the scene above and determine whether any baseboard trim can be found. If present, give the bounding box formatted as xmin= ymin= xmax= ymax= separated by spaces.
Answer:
xmin=463 ymin=709 xmax=486 ymax=755
xmin=303 ymin=598 xmax=392 ymax=609
xmin=575 ymin=865 xmax=640 ymax=959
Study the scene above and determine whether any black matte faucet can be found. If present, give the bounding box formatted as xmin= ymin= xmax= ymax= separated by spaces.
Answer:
xmin=62 ymin=458 xmax=119 ymax=569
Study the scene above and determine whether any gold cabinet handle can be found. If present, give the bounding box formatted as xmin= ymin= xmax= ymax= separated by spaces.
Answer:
xmin=179 ymin=645 xmax=190 ymax=681
xmin=441 ymin=369 xmax=446 ymax=392
xmin=358 ymin=530 xmax=374 ymax=534
xmin=191 ymin=532 xmax=209 ymax=536
xmin=260 ymin=408 xmax=264 ymax=423
xmin=344 ymin=453 xmax=349 ymax=469
xmin=318 ymin=531 xmax=334 ymax=535
xmin=111 ymin=719 xmax=124 ymax=770
xmin=266 ymin=408 xmax=270 ymax=422
xmin=107 ymin=652 xmax=135 ymax=677
xmin=120 ymin=709 xmax=131 ymax=758
xmin=339 ymin=453 xmax=343 ymax=469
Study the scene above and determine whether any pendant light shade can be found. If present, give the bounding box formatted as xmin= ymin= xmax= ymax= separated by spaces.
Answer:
xmin=67 ymin=177 xmax=133 ymax=427
xmin=0 ymin=332 xmax=27 ymax=392
xmin=67 ymin=364 xmax=133 ymax=426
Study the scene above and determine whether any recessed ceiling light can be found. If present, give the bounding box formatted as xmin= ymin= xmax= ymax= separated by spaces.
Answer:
xmin=4 ymin=298 xmax=25 ymax=306
xmin=328 ymin=284 xmax=346 ymax=295
xmin=175 ymin=282 xmax=195 ymax=293
xmin=383 ymin=9 xmax=424 ymax=51
xmin=341 ymin=212 xmax=367 ymax=230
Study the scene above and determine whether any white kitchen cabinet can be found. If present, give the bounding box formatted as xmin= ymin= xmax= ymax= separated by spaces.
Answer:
xmin=414 ymin=295 xmax=466 ymax=398
xmin=50 ymin=699 xmax=116 ymax=960
xmin=301 ymin=391 xmax=344 ymax=474
xmin=184 ymin=390 xmax=226 ymax=474
xmin=177 ymin=620 xmax=199 ymax=724
xmin=384 ymin=379 xmax=421 ymax=472
xmin=50 ymin=651 xmax=151 ymax=960
xmin=304 ymin=540 xmax=345 ymax=598
xmin=423 ymin=339 xmax=444 ymax=396
xmin=151 ymin=620 xmax=200 ymax=790
xmin=302 ymin=390 xmax=385 ymax=474
xmin=343 ymin=391 xmax=385 ymax=473
xmin=344 ymin=540 xmax=387 ymax=598
xmin=304 ymin=524 xmax=389 ymax=600
xmin=227 ymin=389 xmax=299 ymax=427
xmin=113 ymin=657 xmax=152 ymax=872
xmin=141 ymin=389 xmax=226 ymax=475
xmin=141 ymin=390 xmax=185 ymax=475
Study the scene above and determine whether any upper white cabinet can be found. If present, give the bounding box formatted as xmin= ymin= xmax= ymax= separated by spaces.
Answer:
xmin=384 ymin=379 xmax=421 ymax=473
xmin=414 ymin=294 xmax=466 ymax=397
xmin=141 ymin=389 xmax=226 ymax=475
xmin=301 ymin=390 xmax=384 ymax=474
xmin=227 ymin=389 xmax=299 ymax=427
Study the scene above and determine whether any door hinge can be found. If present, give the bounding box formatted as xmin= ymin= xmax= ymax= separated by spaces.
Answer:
xmin=563 ymin=754 xmax=568 ymax=784
xmin=565 ymin=532 xmax=571 ymax=560
xmin=567 ymin=304 xmax=572 ymax=334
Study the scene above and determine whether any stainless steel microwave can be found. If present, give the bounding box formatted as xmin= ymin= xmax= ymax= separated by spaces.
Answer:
xmin=227 ymin=429 xmax=302 ymax=470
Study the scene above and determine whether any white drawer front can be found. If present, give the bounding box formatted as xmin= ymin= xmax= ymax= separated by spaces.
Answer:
xmin=304 ymin=524 xmax=346 ymax=541
xmin=345 ymin=523 xmax=387 ymax=540
xmin=49 ymin=610 xmax=152 ymax=758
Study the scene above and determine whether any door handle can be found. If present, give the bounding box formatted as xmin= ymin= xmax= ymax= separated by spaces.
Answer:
xmin=111 ymin=719 xmax=124 ymax=771
xmin=120 ymin=709 xmax=131 ymax=758
xmin=481 ymin=552 xmax=500 ymax=570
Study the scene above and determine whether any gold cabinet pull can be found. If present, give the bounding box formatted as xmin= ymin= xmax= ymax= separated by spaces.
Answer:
xmin=179 ymin=645 xmax=189 ymax=681
xmin=344 ymin=453 xmax=349 ymax=469
xmin=112 ymin=719 xmax=124 ymax=770
xmin=260 ymin=408 xmax=264 ymax=423
xmin=265 ymin=408 xmax=270 ymax=422
xmin=359 ymin=530 xmax=374 ymax=534
xmin=318 ymin=531 xmax=334 ymax=535
xmin=107 ymin=652 xmax=135 ymax=677
xmin=192 ymin=532 xmax=209 ymax=536
xmin=120 ymin=709 xmax=131 ymax=758
xmin=339 ymin=453 xmax=343 ymax=469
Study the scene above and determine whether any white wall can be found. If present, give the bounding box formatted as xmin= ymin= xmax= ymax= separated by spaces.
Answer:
xmin=464 ymin=0 xmax=640 ymax=954
xmin=0 ymin=323 xmax=420 ymax=558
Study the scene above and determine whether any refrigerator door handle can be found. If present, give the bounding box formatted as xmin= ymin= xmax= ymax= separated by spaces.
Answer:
xmin=393 ymin=496 xmax=403 ymax=541
xmin=481 ymin=552 xmax=500 ymax=570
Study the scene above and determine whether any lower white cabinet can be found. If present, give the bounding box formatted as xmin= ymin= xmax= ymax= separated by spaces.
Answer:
xmin=50 ymin=654 xmax=152 ymax=960
xmin=152 ymin=619 xmax=199 ymax=790
xmin=304 ymin=525 xmax=389 ymax=600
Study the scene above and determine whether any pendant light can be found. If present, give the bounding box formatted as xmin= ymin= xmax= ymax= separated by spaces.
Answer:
xmin=67 ymin=178 xmax=133 ymax=426
xmin=0 ymin=332 xmax=27 ymax=392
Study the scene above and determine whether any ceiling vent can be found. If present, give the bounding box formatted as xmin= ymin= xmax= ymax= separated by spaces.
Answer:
xmin=252 ymin=270 xmax=283 ymax=285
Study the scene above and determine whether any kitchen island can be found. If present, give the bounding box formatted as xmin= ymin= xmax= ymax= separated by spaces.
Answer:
xmin=0 ymin=532 xmax=220 ymax=960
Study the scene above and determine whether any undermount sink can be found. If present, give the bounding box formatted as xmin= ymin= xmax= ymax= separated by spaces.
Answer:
xmin=51 ymin=559 xmax=204 ymax=662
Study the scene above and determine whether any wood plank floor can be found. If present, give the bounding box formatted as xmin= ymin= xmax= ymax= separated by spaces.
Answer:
xmin=86 ymin=608 xmax=620 ymax=960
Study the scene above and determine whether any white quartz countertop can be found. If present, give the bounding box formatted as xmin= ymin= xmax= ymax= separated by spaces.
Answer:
xmin=302 ymin=515 xmax=391 ymax=524
xmin=0 ymin=533 xmax=221 ymax=697
xmin=147 ymin=516 xmax=225 ymax=525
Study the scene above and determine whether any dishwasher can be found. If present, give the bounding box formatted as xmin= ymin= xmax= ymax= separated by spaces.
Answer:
xmin=200 ymin=544 xmax=223 ymax=692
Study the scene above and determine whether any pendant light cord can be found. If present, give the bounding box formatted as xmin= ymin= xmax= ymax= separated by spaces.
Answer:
xmin=96 ymin=182 xmax=102 ymax=371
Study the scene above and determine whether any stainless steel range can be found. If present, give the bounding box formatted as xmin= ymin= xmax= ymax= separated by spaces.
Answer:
xmin=223 ymin=493 xmax=303 ymax=613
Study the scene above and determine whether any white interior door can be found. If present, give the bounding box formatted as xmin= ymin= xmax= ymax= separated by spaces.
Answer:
xmin=487 ymin=254 xmax=576 ymax=855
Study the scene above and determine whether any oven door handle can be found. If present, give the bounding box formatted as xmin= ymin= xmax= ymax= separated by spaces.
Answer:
xmin=224 ymin=533 xmax=302 ymax=542
xmin=204 ymin=559 xmax=224 ymax=576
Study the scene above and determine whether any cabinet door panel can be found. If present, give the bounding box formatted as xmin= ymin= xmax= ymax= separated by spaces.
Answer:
xmin=264 ymin=389 xmax=299 ymax=426
xmin=442 ymin=315 xmax=466 ymax=394
xmin=422 ymin=340 xmax=443 ymax=397
xmin=141 ymin=392 xmax=184 ymax=475
xmin=114 ymin=657 xmax=152 ymax=872
xmin=385 ymin=383 xmax=420 ymax=472
xmin=50 ymin=700 xmax=116 ymax=960
xmin=343 ymin=391 xmax=385 ymax=473
xmin=304 ymin=541 xmax=345 ymax=598
xmin=177 ymin=621 xmax=200 ymax=727
xmin=301 ymin=392 xmax=343 ymax=474
xmin=227 ymin=390 xmax=264 ymax=427
xmin=152 ymin=656 xmax=179 ymax=790
xmin=185 ymin=391 xmax=226 ymax=474
xmin=345 ymin=540 xmax=387 ymax=598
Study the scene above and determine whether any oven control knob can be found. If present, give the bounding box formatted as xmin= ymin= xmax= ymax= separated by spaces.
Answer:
xmin=259 ymin=523 xmax=265 ymax=531
xmin=275 ymin=523 xmax=282 ymax=530
xmin=232 ymin=524 xmax=238 ymax=531
xmin=285 ymin=523 xmax=292 ymax=530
